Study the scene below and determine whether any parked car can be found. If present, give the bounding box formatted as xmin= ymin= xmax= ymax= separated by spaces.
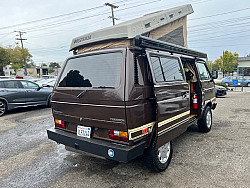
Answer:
xmin=15 ymin=75 xmax=34 ymax=80
xmin=42 ymin=80 xmax=56 ymax=88
xmin=34 ymin=79 xmax=55 ymax=87
xmin=0 ymin=79 xmax=52 ymax=116
xmin=42 ymin=75 xmax=57 ymax=79
xmin=221 ymin=76 xmax=250 ymax=86
xmin=0 ymin=76 xmax=14 ymax=79
xmin=47 ymin=35 xmax=217 ymax=172
xmin=215 ymin=85 xmax=227 ymax=97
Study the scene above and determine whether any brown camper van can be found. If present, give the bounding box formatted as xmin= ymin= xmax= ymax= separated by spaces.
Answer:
xmin=47 ymin=35 xmax=217 ymax=172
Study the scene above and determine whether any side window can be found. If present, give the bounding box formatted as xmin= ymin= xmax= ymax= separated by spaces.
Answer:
xmin=150 ymin=55 xmax=184 ymax=83
xmin=161 ymin=56 xmax=184 ymax=81
xmin=0 ymin=81 xmax=4 ymax=88
xmin=197 ymin=62 xmax=211 ymax=80
xmin=3 ymin=81 xmax=19 ymax=88
xmin=151 ymin=56 xmax=165 ymax=82
xmin=20 ymin=81 xmax=38 ymax=89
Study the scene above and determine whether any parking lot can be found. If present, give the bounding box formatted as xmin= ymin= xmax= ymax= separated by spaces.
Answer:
xmin=0 ymin=91 xmax=249 ymax=188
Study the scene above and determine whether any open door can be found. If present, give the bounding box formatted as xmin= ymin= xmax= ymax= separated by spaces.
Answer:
xmin=147 ymin=51 xmax=190 ymax=149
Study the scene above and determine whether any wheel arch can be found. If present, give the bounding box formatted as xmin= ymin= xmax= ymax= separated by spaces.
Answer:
xmin=0 ymin=97 xmax=8 ymax=110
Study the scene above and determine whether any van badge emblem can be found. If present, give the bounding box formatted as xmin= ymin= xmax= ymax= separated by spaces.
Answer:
xmin=108 ymin=149 xmax=114 ymax=158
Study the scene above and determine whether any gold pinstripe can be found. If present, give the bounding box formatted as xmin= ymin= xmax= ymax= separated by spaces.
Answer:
xmin=158 ymin=118 xmax=189 ymax=135
xmin=128 ymin=122 xmax=155 ymax=140
xmin=158 ymin=110 xmax=190 ymax=127
xmin=128 ymin=110 xmax=190 ymax=140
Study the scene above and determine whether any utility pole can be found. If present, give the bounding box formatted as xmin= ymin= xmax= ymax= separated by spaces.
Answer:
xmin=15 ymin=31 xmax=28 ymax=75
xmin=105 ymin=3 xmax=119 ymax=26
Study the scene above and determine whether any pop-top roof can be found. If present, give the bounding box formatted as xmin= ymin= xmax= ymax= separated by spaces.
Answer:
xmin=70 ymin=4 xmax=193 ymax=51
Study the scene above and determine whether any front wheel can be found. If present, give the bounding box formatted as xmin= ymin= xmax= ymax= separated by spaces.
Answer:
xmin=0 ymin=100 xmax=7 ymax=117
xmin=198 ymin=106 xmax=212 ymax=133
xmin=144 ymin=140 xmax=173 ymax=172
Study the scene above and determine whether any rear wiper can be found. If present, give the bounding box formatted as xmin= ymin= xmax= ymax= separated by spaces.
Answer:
xmin=77 ymin=88 xmax=90 ymax=98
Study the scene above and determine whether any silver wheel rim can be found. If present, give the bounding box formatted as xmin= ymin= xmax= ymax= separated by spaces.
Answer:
xmin=157 ymin=141 xmax=171 ymax=164
xmin=0 ymin=101 xmax=6 ymax=116
xmin=206 ymin=110 xmax=212 ymax=129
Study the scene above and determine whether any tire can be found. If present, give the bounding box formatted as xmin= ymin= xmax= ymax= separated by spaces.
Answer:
xmin=0 ymin=100 xmax=7 ymax=117
xmin=198 ymin=106 xmax=212 ymax=133
xmin=47 ymin=96 xmax=51 ymax=107
xmin=144 ymin=140 xmax=173 ymax=172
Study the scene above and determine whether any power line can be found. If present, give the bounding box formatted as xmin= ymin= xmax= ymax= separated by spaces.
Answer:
xmin=0 ymin=5 xmax=105 ymax=31
xmin=190 ymin=43 xmax=250 ymax=48
xmin=189 ymin=7 xmax=250 ymax=21
xmin=16 ymin=0 xmax=161 ymax=32
xmin=188 ymin=29 xmax=250 ymax=42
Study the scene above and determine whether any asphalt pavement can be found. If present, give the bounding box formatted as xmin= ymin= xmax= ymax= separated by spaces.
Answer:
xmin=0 ymin=91 xmax=249 ymax=188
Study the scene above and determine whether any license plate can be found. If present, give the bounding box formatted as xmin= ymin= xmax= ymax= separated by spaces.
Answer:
xmin=77 ymin=125 xmax=91 ymax=138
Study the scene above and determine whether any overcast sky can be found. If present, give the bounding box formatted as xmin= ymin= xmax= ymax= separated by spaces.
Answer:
xmin=0 ymin=0 xmax=249 ymax=64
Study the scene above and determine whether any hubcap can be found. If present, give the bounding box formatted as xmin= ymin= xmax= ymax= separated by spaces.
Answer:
xmin=206 ymin=110 xmax=212 ymax=129
xmin=0 ymin=101 xmax=6 ymax=116
xmin=157 ymin=142 xmax=171 ymax=164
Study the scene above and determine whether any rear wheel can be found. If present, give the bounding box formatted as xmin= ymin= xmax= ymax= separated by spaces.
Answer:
xmin=198 ymin=106 xmax=212 ymax=133
xmin=144 ymin=140 xmax=173 ymax=172
xmin=0 ymin=100 xmax=7 ymax=117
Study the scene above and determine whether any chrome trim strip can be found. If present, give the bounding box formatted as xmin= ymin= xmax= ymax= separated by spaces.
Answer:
xmin=51 ymin=100 xmax=141 ymax=108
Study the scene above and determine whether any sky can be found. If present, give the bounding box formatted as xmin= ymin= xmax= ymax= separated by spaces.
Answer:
xmin=0 ymin=0 xmax=249 ymax=65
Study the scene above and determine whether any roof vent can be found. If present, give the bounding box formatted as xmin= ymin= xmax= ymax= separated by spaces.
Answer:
xmin=145 ymin=22 xmax=151 ymax=28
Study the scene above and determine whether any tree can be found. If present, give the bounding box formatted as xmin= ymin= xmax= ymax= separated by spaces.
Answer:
xmin=49 ymin=62 xmax=61 ymax=68
xmin=0 ymin=47 xmax=11 ymax=76
xmin=48 ymin=68 xmax=55 ymax=74
xmin=206 ymin=61 xmax=219 ymax=72
xmin=215 ymin=50 xmax=239 ymax=76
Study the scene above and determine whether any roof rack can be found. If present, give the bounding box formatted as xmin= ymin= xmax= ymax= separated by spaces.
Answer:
xmin=134 ymin=35 xmax=207 ymax=58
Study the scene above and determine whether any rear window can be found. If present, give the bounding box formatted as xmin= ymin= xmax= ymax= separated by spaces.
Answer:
xmin=58 ymin=52 xmax=122 ymax=88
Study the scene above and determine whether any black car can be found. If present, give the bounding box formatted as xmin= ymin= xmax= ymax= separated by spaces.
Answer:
xmin=215 ymin=85 xmax=227 ymax=97
xmin=0 ymin=79 xmax=52 ymax=116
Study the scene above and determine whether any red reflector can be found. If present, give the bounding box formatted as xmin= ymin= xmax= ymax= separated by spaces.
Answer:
xmin=142 ymin=128 xmax=148 ymax=134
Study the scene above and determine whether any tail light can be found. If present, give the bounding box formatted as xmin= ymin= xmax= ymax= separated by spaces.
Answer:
xmin=55 ymin=119 xmax=65 ymax=128
xmin=193 ymin=94 xmax=198 ymax=109
xmin=109 ymin=130 xmax=128 ymax=142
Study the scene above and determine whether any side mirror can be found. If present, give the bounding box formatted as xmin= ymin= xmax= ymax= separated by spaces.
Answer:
xmin=212 ymin=70 xmax=218 ymax=79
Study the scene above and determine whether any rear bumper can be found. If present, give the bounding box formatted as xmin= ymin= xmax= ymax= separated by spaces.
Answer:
xmin=47 ymin=128 xmax=146 ymax=163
